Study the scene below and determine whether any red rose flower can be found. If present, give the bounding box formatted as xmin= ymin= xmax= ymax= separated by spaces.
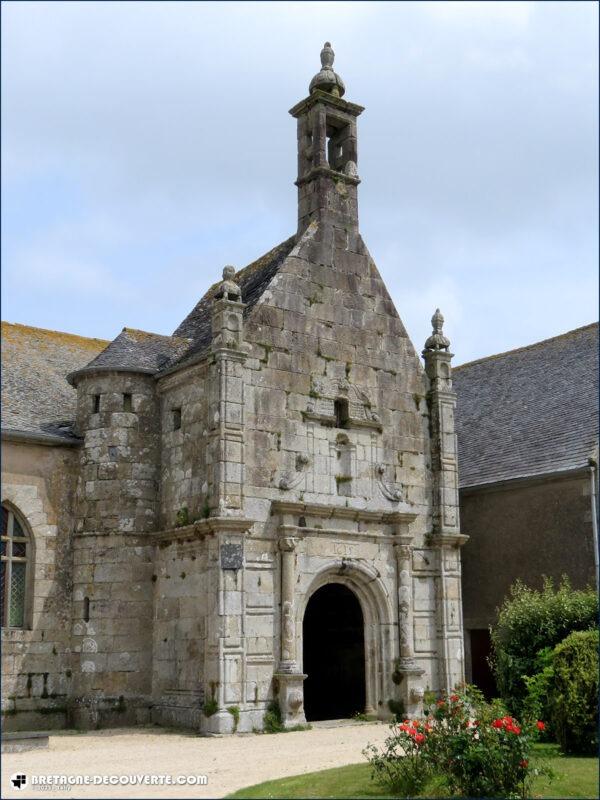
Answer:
xmin=492 ymin=719 xmax=503 ymax=729
xmin=536 ymin=720 xmax=545 ymax=731
xmin=414 ymin=733 xmax=425 ymax=744
xmin=450 ymin=694 xmax=459 ymax=702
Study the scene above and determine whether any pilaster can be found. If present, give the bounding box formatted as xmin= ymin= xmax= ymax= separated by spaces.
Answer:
xmin=207 ymin=267 xmax=247 ymax=516
xmin=274 ymin=522 xmax=307 ymax=729
xmin=422 ymin=310 xmax=469 ymax=693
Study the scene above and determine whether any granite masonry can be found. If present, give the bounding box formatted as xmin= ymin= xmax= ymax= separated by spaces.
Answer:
xmin=1 ymin=44 xmax=467 ymax=733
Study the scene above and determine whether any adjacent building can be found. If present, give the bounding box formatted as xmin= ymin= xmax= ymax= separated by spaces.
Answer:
xmin=454 ymin=323 xmax=599 ymax=696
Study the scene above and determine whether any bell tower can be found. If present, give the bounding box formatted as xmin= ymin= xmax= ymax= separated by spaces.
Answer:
xmin=289 ymin=43 xmax=364 ymax=237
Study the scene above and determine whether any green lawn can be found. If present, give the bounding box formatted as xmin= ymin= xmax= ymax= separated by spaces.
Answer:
xmin=228 ymin=745 xmax=598 ymax=799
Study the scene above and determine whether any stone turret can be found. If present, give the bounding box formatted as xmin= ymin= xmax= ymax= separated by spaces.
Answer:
xmin=68 ymin=361 xmax=160 ymax=727
xmin=289 ymin=42 xmax=364 ymax=241
xmin=422 ymin=311 xmax=468 ymax=693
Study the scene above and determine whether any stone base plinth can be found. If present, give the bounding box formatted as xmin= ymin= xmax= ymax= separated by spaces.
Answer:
xmin=393 ymin=661 xmax=426 ymax=718
xmin=201 ymin=709 xmax=235 ymax=736
xmin=274 ymin=672 xmax=307 ymax=729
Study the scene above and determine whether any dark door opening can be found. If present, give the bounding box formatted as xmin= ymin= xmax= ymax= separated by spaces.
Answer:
xmin=302 ymin=583 xmax=366 ymax=721
xmin=469 ymin=629 xmax=497 ymax=699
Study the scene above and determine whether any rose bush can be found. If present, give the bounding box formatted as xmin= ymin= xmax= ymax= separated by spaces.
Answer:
xmin=364 ymin=717 xmax=432 ymax=796
xmin=365 ymin=684 xmax=550 ymax=798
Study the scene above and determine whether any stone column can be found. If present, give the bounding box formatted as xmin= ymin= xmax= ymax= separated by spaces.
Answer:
xmin=422 ymin=310 xmax=469 ymax=694
xmin=393 ymin=535 xmax=424 ymax=717
xmin=274 ymin=527 xmax=307 ymax=729
xmin=279 ymin=536 xmax=299 ymax=673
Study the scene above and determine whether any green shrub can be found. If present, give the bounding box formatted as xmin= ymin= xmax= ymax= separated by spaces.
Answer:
xmin=522 ymin=647 xmax=555 ymax=736
xmin=227 ymin=705 xmax=240 ymax=733
xmin=490 ymin=577 xmax=597 ymax=716
xmin=386 ymin=698 xmax=405 ymax=721
xmin=366 ymin=685 xmax=551 ymax=798
xmin=202 ymin=698 xmax=218 ymax=717
xmin=263 ymin=700 xmax=284 ymax=733
xmin=550 ymin=629 xmax=599 ymax=756
xmin=364 ymin=721 xmax=432 ymax=797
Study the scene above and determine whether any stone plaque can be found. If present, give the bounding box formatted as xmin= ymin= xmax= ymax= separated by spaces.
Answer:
xmin=220 ymin=543 xmax=243 ymax=570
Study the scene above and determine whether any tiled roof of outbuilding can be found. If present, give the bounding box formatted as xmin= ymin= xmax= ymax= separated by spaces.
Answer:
xmin=1 ymin=322 xmax=108 ymax=441
xmin=453 ymin=323 xmax=599 ymax=488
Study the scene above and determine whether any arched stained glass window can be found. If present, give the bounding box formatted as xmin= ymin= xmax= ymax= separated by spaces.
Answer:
xmin=1 ymin=505 xmax=31 ymax=628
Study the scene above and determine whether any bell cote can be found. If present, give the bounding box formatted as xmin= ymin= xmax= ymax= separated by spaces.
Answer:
xmin=289 ymin=43 xmax=364 ymax=236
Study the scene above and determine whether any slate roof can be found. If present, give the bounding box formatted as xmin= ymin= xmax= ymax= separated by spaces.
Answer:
xmin=1 ymin=322 xmax=108 ymax=442
xmin=453 ymin=323 xmax=599 ymax=488
xmin=170 ymin=235 xmax=296 ymax=367
xmin=69 ymin=235 xmax=297 ymax=379
xmin=69 ymin=327 xmax=191 ymax=381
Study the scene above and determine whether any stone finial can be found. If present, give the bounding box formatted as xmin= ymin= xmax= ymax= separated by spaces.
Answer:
xmin=215 ymin=265 xmax=241 ymax=302
xmin=424 ymin=308 xmax=450 ymax=351
xmin=309 ymin=41 xmax=346 ymax=98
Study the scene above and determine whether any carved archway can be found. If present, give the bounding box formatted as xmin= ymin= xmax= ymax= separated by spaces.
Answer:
xmin=297 ymin=561 xmax=394 ymax=718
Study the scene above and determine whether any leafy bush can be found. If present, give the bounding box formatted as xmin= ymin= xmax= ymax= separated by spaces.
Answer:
xmin=365 ymin=685 xmax=550 ymax=798
xmin=202 ymin=698 xmax=218 ymax=717
xmin=490 ymin=578 xmax=597 ymax=716
xmin=550 ymin=629 xmax=599 ymax=755
xmin=263 ymin=700 xmax=284 ymax=733
xmin=522 ymin=647 xmax=554 ymax=737
xmin=227 ymin=705 xmax=240 ymax=733
xmin=424 ymin=686 xmax=548 ymax=798
xmin=364 ymin=719 xmax=432 ymax=797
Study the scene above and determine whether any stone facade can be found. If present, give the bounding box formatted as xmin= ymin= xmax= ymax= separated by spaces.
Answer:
xmin=1 ymin=44 xmax=467 ymax=733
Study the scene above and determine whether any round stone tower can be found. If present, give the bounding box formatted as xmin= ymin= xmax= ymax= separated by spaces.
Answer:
xmin=67 ymin=355 xmax=160 ymax=728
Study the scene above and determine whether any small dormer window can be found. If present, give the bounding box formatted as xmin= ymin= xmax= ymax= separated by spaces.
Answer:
xmin=334 ymin=398 xmax=349 ymax=428
xmin=172 ymin=408 xmax=182 ymax=431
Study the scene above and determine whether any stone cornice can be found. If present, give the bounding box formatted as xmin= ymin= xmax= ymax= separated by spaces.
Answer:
xmin=428 ymin=532 xmax=469 ymax=548
xmin=289 ymin=90 xmax=365 ymax=118
xmin=67 ymin=365 xmax=156 ymax=387
xmin=277 ymin=524 xmax=398 ymax=544
xmin=152 ymin=516 xmax=255 ymax=543
xmin=271 ymin=500 xmax=417 ymax=526
xmin=295 ymin=166 xmax=360 ymax=189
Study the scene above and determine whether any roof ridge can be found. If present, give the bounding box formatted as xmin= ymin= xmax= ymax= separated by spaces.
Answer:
xmin=121 ymin=326 xmax=190 ymax=342
xmin=1 ymin=320 xmax=110 ymax=346
xmin=454 ymin=322 xmax=599 ymax=371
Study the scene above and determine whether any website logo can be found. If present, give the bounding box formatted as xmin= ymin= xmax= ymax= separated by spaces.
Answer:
xmin=11 ymin=774 xmax=27 ymax=790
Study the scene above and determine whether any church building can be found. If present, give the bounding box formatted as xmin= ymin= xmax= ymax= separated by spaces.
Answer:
xmin=1 ymin=44 xmax=467 ymax=734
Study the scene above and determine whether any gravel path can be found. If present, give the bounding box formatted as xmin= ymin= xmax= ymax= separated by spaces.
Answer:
xmin=2 ymin=722 xmax=389 ymax=799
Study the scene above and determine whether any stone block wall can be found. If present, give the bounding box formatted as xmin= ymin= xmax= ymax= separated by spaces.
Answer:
xmin=158 ymin=362 xmax=211 ymax=528
xmin=151 ymin=537 xmax=209 ymax=728
xmin=1 ymin=441 xmax=77 ymax=731
xmin=241 ymin=227 xmax=432 ymax=533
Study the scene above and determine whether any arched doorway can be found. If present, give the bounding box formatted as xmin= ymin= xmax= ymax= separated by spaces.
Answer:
xmin=302 ymin=583 xmax=366 ymax=721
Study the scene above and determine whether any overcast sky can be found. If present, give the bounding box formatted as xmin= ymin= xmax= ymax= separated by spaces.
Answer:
xmin=2 ymin=1 xmax=598 ymax=364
